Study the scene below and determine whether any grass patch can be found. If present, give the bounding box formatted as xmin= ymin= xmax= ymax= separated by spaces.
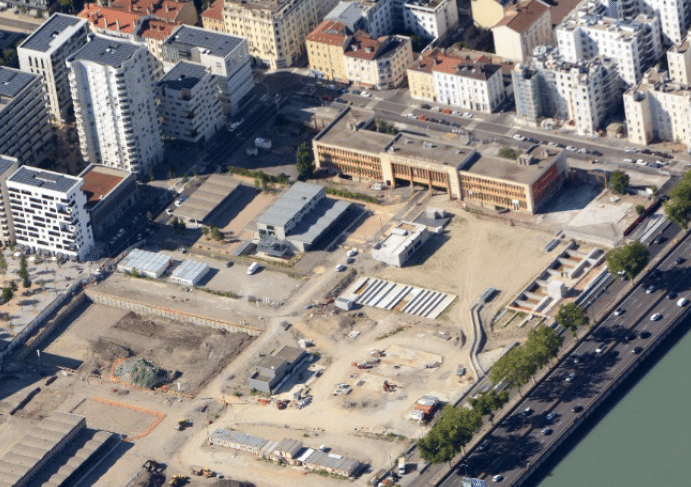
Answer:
xmin=375 ymin=325 xmax=406 ymax=341
xmin=326 ymin=187 xmax=379 ymax=204
xmin=196 ymin=287 xmax=240 ymax=299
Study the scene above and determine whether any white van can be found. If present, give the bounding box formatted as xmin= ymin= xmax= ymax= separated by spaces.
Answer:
xmin=677 ymin=297 xmax=688 ymax=307
xmin=247 ymin=262 xmax=260 ymax=275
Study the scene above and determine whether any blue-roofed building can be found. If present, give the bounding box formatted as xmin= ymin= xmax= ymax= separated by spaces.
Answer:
xmin=255 ymin=182 xmax=351 ymax=252
xmin=18 ymin=14 xmax=88 ymax=124
xmin=156 ymin=61 xmax=224 ymax=143
xmin=0 ymin=67 xmax=53 ymax=166
xmin=67 ymin=34 xmax=163 ymax=175
xmin=161 ymin=25 xmax=253 ymax=116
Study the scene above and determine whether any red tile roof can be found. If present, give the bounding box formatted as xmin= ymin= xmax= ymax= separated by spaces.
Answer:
xmin=109 ymin=0 xmax=188 ymax=22
xmin=495 ymin=0 xmax=549 ymax=33
xmin=343 ymin=31 xmax=383 ymax=60
xmin=78 ymin=5 xmax=140 ymax=35
xmin=409 ymin=49 xmax=501 ymax=80
xmin=139 ymin=18 xmax=178 ymax=41
xmin=202 ymin=0 xmax=224 ymax=20
xmin=306 ymin=20 xmax=350 ymax=46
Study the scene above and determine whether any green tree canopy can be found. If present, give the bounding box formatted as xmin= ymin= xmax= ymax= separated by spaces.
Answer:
xmin=525 ymin=324 xmax=564 ymax=365
xmin=608 ymin=170 xmax=629 ymax=194
xmin=606 ymin=240 xmax=650 ymax=280
xmin=2 ymin=287 xmax=13 ymax=304
xmin=418 ymin=406 xmax=482 ymax=464
xmin=555 ymin=303 xmax=588 ymax=336
xmin=665 ymin=171 xmax=691 ymax=228
xmin=296 ymin=142 xmax=314 ymax=181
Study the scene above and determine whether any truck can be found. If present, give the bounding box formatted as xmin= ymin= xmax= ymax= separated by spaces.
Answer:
xmin=397 ymin=457 xmax=406 ymax=475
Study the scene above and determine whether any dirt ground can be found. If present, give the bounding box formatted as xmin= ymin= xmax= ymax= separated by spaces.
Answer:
xmin=41 ymin=303 xmax=255 ymax=396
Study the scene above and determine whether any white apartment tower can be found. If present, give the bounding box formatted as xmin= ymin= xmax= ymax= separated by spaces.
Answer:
xmin=403 ymin=0 xmax=458 ymax=41
xmin=7 ymin=166 xmax=94 ymax=260
xmin=600 ymin=0 xmax=690 ymax=45
xmin=18 ymin=14 xmax=88 ymax=124
xmin=556 ymin=2 xmax=662 ymax=86
xmin=156 ymin=61 xmax=225 ymax=143
xmin=67 ymin=34 xmax=164 ymax=176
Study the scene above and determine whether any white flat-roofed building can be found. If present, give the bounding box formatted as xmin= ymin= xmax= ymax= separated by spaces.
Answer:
xmin=161 ymin=25 xmax=253 ymax=116
xmin=171 ymin=259 xmax=210 ymax=286
xmin=0 ymin=67 xmax=53 ymax=166
xmin=372 ymin=221 xmax=430 ymax=267
xmin=156 ymin=61 xmax=224 ymax=143
xmin=67 ymin=34 xmax=163 ymax=175
xmin=18 ymin=14 xmax=89 ymax=124
xmin=117 ymin=249 xmax=172 ymax=277
xmin=0 ymin=155 xmax=19 ymax=246
xmin=403 ymin=0 xmax=458 ymax=41
xmin=325 ymin=0 xmax=395 ymax=38
xmin=556 ymin=2 xmax=662 ymax=86
xmin=7 ymin=166 xmax=95 ymax=260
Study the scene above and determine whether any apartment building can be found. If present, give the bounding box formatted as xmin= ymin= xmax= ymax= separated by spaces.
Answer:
xmin=556 ymin=2 xmax=662 ymax=86
xmin=325 ymin=0 xmax=395 ymax=38
xmin=108 ymin=0 xmax=198 ymax=25
xmin=312 ymin=107 xmax=567 ymax=212
xmin=408 ymin=49 xmax=505 ymax=113
xmin=156 ymin=61 xmax=225 ymax=143
xmin=306 ymin=20 xmax=351 ymax=81
xmin=67 ymin=34 xmax=164 ymax=175
xmin=344 ymin=32 xmax=413 ymax=89
xmin=0 ymin=67 xmax=53 ymax=166
xmin=403 ymin=0 xmax=458 ymax=41
xmin=624 ymin=67 xmax=691 ymax=147
xmin=7 ymin=166 xmax=94 ymax=260
xmin=161 ymin=25 xmax=254 ymax=116
xmin=491 ymin=0 xmax=552 ymax=63
xmin=223 ymin=0 xmax=320 ymax=69
xmin=202 ymin=0 xmax=226 ymax=32
xmin=667 ymin=37 xmax=691 ymax=84
xmin=0 ymin=156 xmax=19 ymax=246
xmin=513 ymin=46 xmax=622 ymax=135
xmin=17 ymin=14 xmax=89 ymax=124
xmin=601 ymin=0 xmax=690 ymax=45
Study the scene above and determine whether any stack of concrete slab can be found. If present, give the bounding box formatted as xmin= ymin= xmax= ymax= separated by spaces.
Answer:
xmin=340 ymin=277 xmax=455 ymax=319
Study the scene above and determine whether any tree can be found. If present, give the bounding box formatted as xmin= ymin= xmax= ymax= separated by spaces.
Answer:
xmin=0 ymin=254 xmax=7 ymax=276
xmin=499 ymin=147 xmax=521 ymax=160
xmin=410 ymin=35 xmax=426 ymax=52
xmin=608 ymin=170 xmax=629 ymax=194
xmin=22 ymin=276 xmax=31 ymax=289
xmin=9 ymin=280 xmax=17 ymax=292
xmin=468 ymin=390 xmax=510 ymax=416
xmin=635 ymin=204 xmax=646 ymax=215
xmin=606 ymin=240 xmax=650 ymax=280
xmin=146 ymin=211 xmax=153 ymax=222
xmin=665 ymin=172 xmax=691 ymax=228
xmin=555 ymin=303 xmax=588 ymax=336
xmin=2 ymin=286 xmax=13 ymax=304
xmin=418 ymin=406 xmax=482 ymax=464
xmin=18 ymin=256 xmax=28 ymax=281
xmin=57 ymin=0 xmax=73 ymax=12
xmin=0 ymin=48 xmax=18 ymax=69
xmin=525 ymin=325 xmax=563 ymax=364
xmin=296 ymin=142 xmax=314 ymax=181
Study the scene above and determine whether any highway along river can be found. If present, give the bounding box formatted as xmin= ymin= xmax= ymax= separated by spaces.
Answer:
xmin=533 ymin=314 xmax=691 ymax=486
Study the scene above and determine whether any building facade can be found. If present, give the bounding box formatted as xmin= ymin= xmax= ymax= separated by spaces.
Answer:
xmin=161 ymin=25 xmax=254 ymax=116
xmin=491 ymin=0 xmax=552 ymax=63
xmin=0 ymin=67 xmax=53 ymax=166
xmin=0 ymin=156 xmax=19 ymax=246
xmin=67 ymin=34 xmax=164 ymax=175
xmin=18 ymin=14 xmax=89 ymax=125
xmin=325 ymin=0 xmax=395 ymax=38
xmin=156 ymin=61 xmax=225 ymax=143
xmin=7 ymin=166 xmax=95 ymax=260
xmin=202 ymin=0 xmax=226 ymax=32
xmin=343 ymin=33 xmax=413 ymax=89
xmin=556 ymin=2 xmax=662 ymax=86
xmin=306 ymin=20 xmax=351 ymax=81
xmin=403 ymin=0 xmax=458 ymax=41
xmin=223 ymin=0 xmax=320 ymax=69
xmin=407 ymin=49 xmax=505 ymax=112
xmin=470 ymin=0 xmax=517 ymax=29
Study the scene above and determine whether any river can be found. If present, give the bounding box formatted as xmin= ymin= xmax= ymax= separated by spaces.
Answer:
xmin=534 ymin=315 xmax=691 ymax=486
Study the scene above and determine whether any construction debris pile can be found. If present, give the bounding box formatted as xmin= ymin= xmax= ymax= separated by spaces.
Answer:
xmin=113 ymin=358 xmax=171 ymax=389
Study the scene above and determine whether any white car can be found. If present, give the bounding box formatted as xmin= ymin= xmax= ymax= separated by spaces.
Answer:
xmin=452 ymin=110 xmax=462 ymax=116
xmin=462 ymin=112 xmax=473 ymax=118
xmin=335 ymin=264 xmax=347 ymax=272
xmin=406 ymin=113 xmax=416 ymax=119
xmin=577 ymin=147 xmax=587 ymax=153
xmin=650 ymin=313 xmax=662 ymax=321
xmin=431 ymin=106 xmax=441 ymax=112
xmin=360 ymin=91 xmax=371 ymax=97
xmin=547 ymin=141 xmax=557 ymax=146
xmin=175 ymin=196 xmax=188 ymax=207
xmin=623 ymin=158 xmax=634 ymax=163
xmin=625 ymin=148 xmax=637 ymax=153
xmin=636 ymin=159 xmax=647 ymax=166
xmin=566 ymin=146 xmax=577 ymax=151
xmin=493 ymin=475 xmax=504 ymax=482
xmin=513 ymin=134 xmax=525 ymax=141
xmin=347 ymin=249 xmax=358 ymax=257
xmin=677 ymin=298 xmax=689 ymax=307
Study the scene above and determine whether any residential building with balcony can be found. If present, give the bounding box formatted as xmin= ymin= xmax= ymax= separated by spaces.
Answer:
xmin=7 ymin=166 xmax=94 ymax=260
xmin=407 ymin=48 xmax=505 ymax=112
xmin=0 ymin=67 xmax=53 ymax=166
xmin=156 ymin=61 xmax=225 ymax=143
xmin=343 ymin=32 xmax=413 ymax=89
xmin=556 ymin=2 xmax=662 ymax=86
xmin=223 ymin=0 xmax=320 ymax=69
xmin=667 ymin=36 xmax=691 ymax=84
xmin=0 ymin=156 xmax=19 ymax=246
xmin=202 ymin=0 xmax=226 ymax=32
xmin=601 ymin=0 xmax=690 ymax=45
xmin=403 ymin=0 xmax=458 ymax=41
xmin=67 ymin=34 xmax=164 ymax=175
xmin=161 ymin=25 xmax=254 ymax=116
xmin=18 ymin=14 xmax=89 ymax=124
xmin=306 ymin=20 xmax=351 ymax=81
xmin=491 ymin=0 xmax=552 ymax=63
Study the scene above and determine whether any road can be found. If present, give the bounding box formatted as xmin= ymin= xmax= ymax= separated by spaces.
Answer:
xmin=438 ymin=227 xmax=691 ymax=486
xmin=0 ymin=16 xmax=40 ymax=34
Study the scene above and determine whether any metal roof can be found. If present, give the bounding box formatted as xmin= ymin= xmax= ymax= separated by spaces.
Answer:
xmin=0 ymin=67 xmax=37 ymax=99
xmin=256 ymin=182 xmax=325 ymax=228
xmin=164 ymin=25 xmax=243 ymax=57
xmin=303 ymin=449 xmax=360 ymax=475
xmin=8 ymin=166 xmax=80 ymax=193
xmin=118 ymin=249 xmax=172 ymax=275
xmin=158 ymin=61 xmax=208 ymax=91
xmin=174 ymin=174 xmax=240 ymax=222
xmin=285 ymin=198 xmax=350 ymax=245
xmin=19 ymin=13 xmax=85 ymax=53
xmin=70 ymin=34 xmax=142 ymax=68
xmin=208 ymin=429 xmax=268 ymax=448
xmin=171 ymin=259 xmax=209 ymax=283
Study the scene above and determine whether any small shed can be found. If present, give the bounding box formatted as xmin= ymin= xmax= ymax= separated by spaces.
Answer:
xmin=171 ymin=260 xmax=210 ymax=286
xmin=117 ymin=249 xmax=172 ymax=278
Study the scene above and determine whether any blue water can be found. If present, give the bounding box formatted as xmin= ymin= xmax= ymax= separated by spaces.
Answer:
xmin=537 ymin=319 xmax=691 ymax=486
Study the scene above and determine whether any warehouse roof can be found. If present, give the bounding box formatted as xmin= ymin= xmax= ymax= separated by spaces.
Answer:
xmin=171 ymin=259 xmax=209 ymax=283
xmin=256 ymin=182 xmax=325 ymax=228
xmin=118 ymin=249 xmax=172 ymax=275
xmin=208 ymin=430 xmax=268 ymax=448
xmin=173 ymin=174 xmax=240 ymax=223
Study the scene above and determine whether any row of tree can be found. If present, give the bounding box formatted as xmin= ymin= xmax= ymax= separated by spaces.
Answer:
xmin=665 ymin=170 xmax=691 ymax=229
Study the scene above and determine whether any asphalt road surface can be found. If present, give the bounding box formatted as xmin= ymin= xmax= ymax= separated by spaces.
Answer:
xmin=440 ymin=229 xmax=691 ymax=486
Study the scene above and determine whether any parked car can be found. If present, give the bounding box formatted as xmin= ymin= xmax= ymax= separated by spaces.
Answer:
xmin=650 ymin=313 xmax=662 ymax=321
xmin=175 ymin=196 xmax=188 ymax=207
xmin=462 ymin=112 xmax=473 ymax=118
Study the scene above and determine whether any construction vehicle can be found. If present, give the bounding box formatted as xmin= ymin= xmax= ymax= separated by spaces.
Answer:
xmin=169 ymin=474 xmax=186 ymax=486
xmin=383 ymin=380 xmax=397 ymax=392
xmin=276 ymin=400 xmax=288 ymax=410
